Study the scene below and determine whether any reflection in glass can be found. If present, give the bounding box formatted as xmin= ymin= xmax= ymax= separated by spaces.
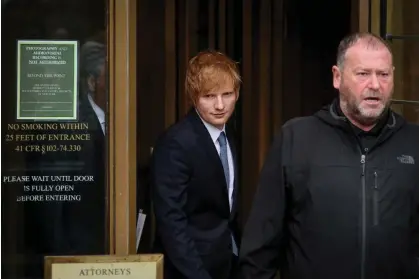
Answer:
xmin=1 ymin=1 xmax=108 ymax=279
xmin=385 ymin=0 xmax=419 ymax=122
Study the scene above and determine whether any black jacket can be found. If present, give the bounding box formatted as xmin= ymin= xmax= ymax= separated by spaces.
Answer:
xmin=239 ymin=101 xmax=419 ymax=279
xmin=151 ymin=109 xmax=241 ymax=279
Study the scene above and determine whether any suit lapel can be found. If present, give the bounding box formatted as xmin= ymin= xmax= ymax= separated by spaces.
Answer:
xmin=77 ymin=96 xmax=105 ymax=165
xmin=188 ymin=109 xmax=229 ymax=198
xmin=79 ymin=96 xmax=102 ymax=132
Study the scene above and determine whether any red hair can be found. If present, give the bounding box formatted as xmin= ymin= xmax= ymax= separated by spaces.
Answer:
xmin=185 ymin=50 xmax=241 ymax=104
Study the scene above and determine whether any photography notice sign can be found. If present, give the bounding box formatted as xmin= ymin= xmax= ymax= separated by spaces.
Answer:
xmin=17 ymin=40 xmax=78 ymax=120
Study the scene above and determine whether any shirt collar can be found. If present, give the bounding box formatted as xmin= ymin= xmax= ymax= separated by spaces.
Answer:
xmin=196 ymin=109 xmax=226 ymax=144
xmin=88 ymin=94 xmax=105 ymax=125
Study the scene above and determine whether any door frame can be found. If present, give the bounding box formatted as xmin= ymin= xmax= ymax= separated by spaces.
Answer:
xmin=354 ymin=0 xmax=371 ymax=32
xmin=108 ymin=0 xmax=138 ymax=255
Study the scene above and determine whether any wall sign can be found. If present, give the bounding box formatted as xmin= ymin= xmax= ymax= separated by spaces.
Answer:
xmin=17 ymin=40 xmax=78 ymax=120
xmin=44 ymin=255 xmax=163 ymax=279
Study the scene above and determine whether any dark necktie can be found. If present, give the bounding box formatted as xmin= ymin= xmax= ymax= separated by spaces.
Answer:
xmin=218 ymin=132 xmax=229 ymax=186
xmin=217 ymin=131 xmax=238 ymax=255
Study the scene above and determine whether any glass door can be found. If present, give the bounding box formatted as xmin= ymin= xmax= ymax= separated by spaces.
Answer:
xmin=1 ymin=0 xmax=118 ymax=278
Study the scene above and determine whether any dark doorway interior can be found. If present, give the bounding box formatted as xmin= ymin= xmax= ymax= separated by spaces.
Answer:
xmin=282 ymin=0 xmax=352 ymax=120
xmin=135 ymin=0 xmax=354 ymax=252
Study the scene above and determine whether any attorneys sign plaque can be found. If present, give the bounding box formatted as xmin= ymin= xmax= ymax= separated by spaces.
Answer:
xmin=44 ymin=255 xmax=163 ymax=279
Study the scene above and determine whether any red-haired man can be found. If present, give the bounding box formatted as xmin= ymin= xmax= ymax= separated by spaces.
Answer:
xmin=151 ymin=50 xmax=241 ymax=279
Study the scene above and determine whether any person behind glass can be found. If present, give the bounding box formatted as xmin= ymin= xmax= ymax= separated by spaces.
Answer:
xmin=22 ymin=39 xmax=109 ymax=262
xmin=57 ymin=39 xmax=107 ymax=254
xmin=79 ymin=40 xmax=107 ymax=134
xmin=239 ymin=32 xmax=419 ymax=279
xmin=151 ymin=50 xmax=241 ymax=279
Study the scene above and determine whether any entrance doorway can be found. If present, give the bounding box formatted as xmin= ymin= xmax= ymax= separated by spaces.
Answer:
xmin=134 ymin=0 xmax=354 ymax=251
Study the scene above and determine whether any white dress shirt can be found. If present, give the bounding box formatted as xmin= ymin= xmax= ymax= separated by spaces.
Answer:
xmin=87 ymin=94 xmax=105 ymax=135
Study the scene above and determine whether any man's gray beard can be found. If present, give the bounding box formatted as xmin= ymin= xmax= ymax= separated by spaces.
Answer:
xmin=340 ymin=98 xmax=388 ymax=126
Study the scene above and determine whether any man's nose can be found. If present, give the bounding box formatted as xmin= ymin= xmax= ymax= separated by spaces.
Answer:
xmin=215 ymin=96 xmax=225 ymax=109
xmin=369 ymin=74 xmax=380 ymax=90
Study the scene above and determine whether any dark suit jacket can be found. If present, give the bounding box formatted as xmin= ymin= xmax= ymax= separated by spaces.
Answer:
xmin=151 ymin=109 xmax=241 ymax=279
xmin=20 ymin=94 xmax=106 ymax=278
xmin=30 ymin=94 xmax=107 ymax=255
xmin=59 ymin=95 xmax=107 ymax=254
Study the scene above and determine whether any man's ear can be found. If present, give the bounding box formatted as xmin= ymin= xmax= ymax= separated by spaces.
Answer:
xmin=332 ymin=65 xmax=342 ymax=90
xmin=87 ymin=75 xmax=96 ymax=92
xmin=235 ymin=90 xmax=240 ymax=101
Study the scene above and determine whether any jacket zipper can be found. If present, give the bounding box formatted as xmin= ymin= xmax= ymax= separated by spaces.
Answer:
xmin=360 ymin=154 xmax=366 ymax=279
xmin=373 ymin=172 xmax=379 ymax=226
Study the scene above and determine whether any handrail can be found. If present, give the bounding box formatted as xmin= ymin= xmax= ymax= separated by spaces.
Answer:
xmin=391 ymin=99 xmax=419 ymax=105
xmin=386 ymin=34 xmax=419 ymax=41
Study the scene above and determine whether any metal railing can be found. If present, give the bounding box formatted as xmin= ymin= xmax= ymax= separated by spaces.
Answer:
xmin=391 ymin=99 xmax=419 ymax=105
xmin=379 ymin=0 xmax=419 ymax=41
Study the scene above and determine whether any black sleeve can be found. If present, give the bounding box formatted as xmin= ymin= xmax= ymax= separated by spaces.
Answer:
xmin=239 ymin=131 xmax=287 ymax=279
xmin=151 ymin=139 xmax=212 ymax=279
xmin=413 ymin=187 xmax=419 ymax=258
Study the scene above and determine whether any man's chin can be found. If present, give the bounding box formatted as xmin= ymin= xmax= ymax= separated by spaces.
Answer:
xmin=207 ymin=118 xmax=227 ymax=129
xmin=357 ymin=108 xmax=385 ymax=125
xmin=360 ymin=105 xmax=385 ymax=117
